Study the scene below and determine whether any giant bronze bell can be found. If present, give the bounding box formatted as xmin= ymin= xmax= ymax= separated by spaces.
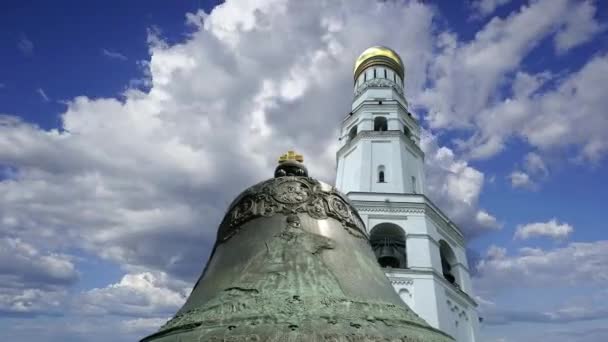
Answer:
xmin=142 ymin=152 xmax=454 ymax=342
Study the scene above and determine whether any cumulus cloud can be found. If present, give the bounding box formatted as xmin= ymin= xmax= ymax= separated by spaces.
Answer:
xmin=0 ymin=238 xmax=78 ymax=289
xmin=475 ymin=210 xmax=502 ymax=230
xmin=478 ymin=285 xmax=608 ymax=329
xmin=507 ymin=152 xmax=549 ymax=190
xmin=79 ymin=272 xmax=189 ymax=317
xmin=418 ymin=0 xmax=605 ymax=163
xmin=523 ymin=152 xmax=548 ymax=176
xmin=554 ymin=0 xmax=605 ymax=54
xmin=121 ymin=317 xmax=171 ymax=334
xmin=0 ymin=0 xmax=450 ymax=300
xmin=475 ymin=240 xmax=608 ymax=293
xmin=484 ymin=304 xmax=608 ymax=326
xmin=476 ymin=54 xmax=608 ymax=164
xmin=0 ymin=288 xmax=67 ymax=316
xmin=514 ymin=218 xmax=573 ymax=240
xmin=421 ymin=131 xmax=494 ymax=237
xmin=0 ymin=1 xmax=605 ymax=340
xmin=0 ymin=238 xmax=77 ymax=315
xmin=508 ymin=170 xmax=534 ymax=189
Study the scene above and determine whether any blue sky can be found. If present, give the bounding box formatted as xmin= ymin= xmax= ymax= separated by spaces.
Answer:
xmin=1 ymin=1 xmax=607 ymax=341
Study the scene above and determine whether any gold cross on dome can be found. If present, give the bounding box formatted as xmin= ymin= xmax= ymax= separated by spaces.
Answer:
xmin=278 ymin=150 xmax=304 ymax=164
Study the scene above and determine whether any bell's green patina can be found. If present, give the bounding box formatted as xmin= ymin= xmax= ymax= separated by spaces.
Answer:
xmin=141 ymin=155 xmax=454 ymax=342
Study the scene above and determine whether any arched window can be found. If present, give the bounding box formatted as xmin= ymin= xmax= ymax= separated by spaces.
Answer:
xmin=374 ymin=116 xmax=388 ymax=131
xmin=403 ymin=125 xmax=411 ymax=139
xmin=384 ymin=69 xmax=387 ymax=78
xmin=373 ymin=68 xmax=376 ymax=78
xmin=439 ymin=240 xmax=458 ymax=286
xmin=370 ymin=223 xmax=407 ymax=268
xmin=378 ymin=165 xmax=386 ymax=183
xmin=348 ymin=125 xmax=357 ymax=141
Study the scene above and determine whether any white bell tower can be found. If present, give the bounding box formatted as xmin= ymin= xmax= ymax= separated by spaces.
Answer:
xmin=335 ymin=47 xmax=480 ymax=342
xmin=336 ymin=46 xmax=424 ymax=196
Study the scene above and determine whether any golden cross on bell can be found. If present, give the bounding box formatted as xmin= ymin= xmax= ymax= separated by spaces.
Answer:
xmin=278 ymin=150 xmax=304 ymax=164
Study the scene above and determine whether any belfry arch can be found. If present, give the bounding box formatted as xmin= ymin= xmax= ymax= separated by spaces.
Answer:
xmin=374 ymin=116 xmax=388 ymax=131
xmin=439 ymin=240 xmax=459 ymax=287
xmin=369 ymin=223 xmax=407 ymax=269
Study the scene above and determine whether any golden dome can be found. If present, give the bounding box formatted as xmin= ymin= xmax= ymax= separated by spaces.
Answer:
xmin=353 ymin=46 xmax=404 ymax=82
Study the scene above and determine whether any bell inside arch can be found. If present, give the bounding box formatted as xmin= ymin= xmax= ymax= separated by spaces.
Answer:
xmin=377 ymin=244 xmax=401 ymax=268
xmin=370 ymin=223 xmax=407 ymax=269
xmin=141 ymin=153 xmax=453 ymax=342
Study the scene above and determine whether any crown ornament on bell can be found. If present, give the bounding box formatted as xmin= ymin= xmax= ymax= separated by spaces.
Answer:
xmin=141 ymin=151 xmax=454 ymax=342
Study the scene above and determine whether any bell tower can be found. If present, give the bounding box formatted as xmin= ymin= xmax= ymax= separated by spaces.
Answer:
xmin=336 ymin=46 xmax=424 ymax=196
xmin=335 ymin=47 xmax=480 ymax=342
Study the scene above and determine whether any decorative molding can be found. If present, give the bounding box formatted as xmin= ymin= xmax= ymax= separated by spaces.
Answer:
xmin=218 ymin=177 xmax=367 ymax=244
xmin=366 ymin=213 xmax=408 ymax=221
xmin=381 ymin=268 xmax=478 ymax=307
xmin=354 ymin=78 xmax=405 ymax=99
xmin=389 ymin=278 xmax=414 ymax=286
xmin=356 ymin=206 xmax=425 ymax=214
xmin=350 ymin=99 xmax=411 ymax=120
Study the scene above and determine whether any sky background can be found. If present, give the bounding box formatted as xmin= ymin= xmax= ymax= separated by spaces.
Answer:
xmin=1 ymin=0 xmax=607 ymax=341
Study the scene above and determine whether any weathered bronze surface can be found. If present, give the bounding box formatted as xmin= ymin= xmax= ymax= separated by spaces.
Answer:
xmin=141 ymin=162 xmax=454 ymax=342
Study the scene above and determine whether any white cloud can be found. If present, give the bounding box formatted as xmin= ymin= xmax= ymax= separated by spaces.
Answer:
xmin=422 ymin=132 xmax=494 ymax=237
xmin=512 ymin=71 xmax=552 ymax=98
xmin=420 ymin=0 xmax=573 ymax=130
xmin=508 ymin=152 xmax=548 ymax=190
xmin=0 ymin=288 xmax=67 ymax=316
xmin=473 ymin=53 xmax=608 ymax=163
xmin=0 ymin=238 xmax=78 ymax=289
xmin=79 ymin=272 xmax=189 ymax=317
xmin=36 ymin=88 xmax=50 ymax=102
xmin=508 ymin=170 xmax=534 ymax=189
xmin=418 ymin=0 xmax=605 ymax=164
xmin=514 ymin=218 xmax=574 ymax=240
xmin=524 ymin=152 xmax=548 ymax=176
xmin=0 ymin=237 xmax=77 ymax=315
xmin=121 ymin=317 xmax=170 ymax=334
xmin=102 ymin=48 xmax=128 ymax=61
xmin=17 ymin=33 xmax=34 ymax=56
xmin=479 ymin=287 xmax=608 ymax=329
xmin=0 ymin=0 xmax=444 ymax=285
xmin=483 ymin=302 xmax=608 ymax=326
xmin=476 ymin=210 xmax=502 ymax=230
xmin=554 ymin=0 xmax=605 ymax=54
xmin=0 ymin=1 xmax=605 ymax=340
xmin=475 ymin=240 xmax=607 ymax=293
xmin=470 ymin=0 xmax=512 ymax=18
